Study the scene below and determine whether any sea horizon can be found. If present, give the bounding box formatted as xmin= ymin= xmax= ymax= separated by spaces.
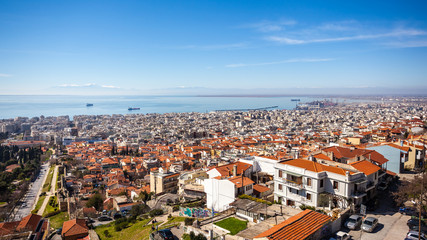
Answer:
xmin=0 ymin=94 xmax=382 ymax=120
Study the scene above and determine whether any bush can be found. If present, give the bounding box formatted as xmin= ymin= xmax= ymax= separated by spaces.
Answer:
xmin=149 ymin=209 xmax=163 ymax=217
xmin=173 ymin=205 xmax=180 ymax=211
xmin=299 ymin=204 xmax=316 ymax=211
xmin=168 ymin=214 xmax=172 ymax=219
xmin=185 ymin=218 xmax=195 ymax=226
xmin=115 ymin=224 xmax=122 ymax=232
xmin=103 ymin=230 xmax=112 ymax=238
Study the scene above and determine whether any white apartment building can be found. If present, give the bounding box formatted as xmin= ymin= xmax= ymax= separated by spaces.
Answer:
xmin=274 ymin=159 xmax=380 ymax=209
xmin=204 ymin=175 xmax=254 ymax=212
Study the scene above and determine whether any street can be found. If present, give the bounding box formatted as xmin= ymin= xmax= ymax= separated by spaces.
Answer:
xmin=345 ymin=190 xmax=411 ymax=240
xmin=11 ymin=162 xmax=50 ymax=221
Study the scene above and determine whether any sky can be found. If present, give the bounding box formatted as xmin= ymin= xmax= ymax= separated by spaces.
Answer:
xmin=1 ymin=0 xmax=427 ymax=95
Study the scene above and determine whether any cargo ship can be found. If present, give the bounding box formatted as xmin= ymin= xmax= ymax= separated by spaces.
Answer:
xmin=291 ymin=99 xmax=300 ymax=101
xmin=86 ymin=103 xmax=94 ymax=107
xmin=128 ymin=107 xmax=140 ymax=111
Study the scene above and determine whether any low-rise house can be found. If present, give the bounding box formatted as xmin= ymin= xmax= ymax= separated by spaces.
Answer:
xmin=254 ymin=209 xmax=331 ymax=240
xmin=368 ymin=143 xmax=410 ymax=174
xmin=61 ymin=219 xmax=89 ymax=240
xmin=0 ymin=213 xmax=48 ymax=240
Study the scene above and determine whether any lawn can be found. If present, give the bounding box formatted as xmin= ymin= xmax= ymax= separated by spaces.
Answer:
xmin=31 ymin=195 xmax=46 ymax=214
xmin=42 ymin=165 xmax=55 ymax=192
xmin=43 ymin=196 xmax=59 ymax=216
xmin=214 ymin=217 xmax=248 ymax=235
xmin=95 ymin=218 xmax=162 ymax=240
xmin=49 ymin=211 xmax=69 ymax=229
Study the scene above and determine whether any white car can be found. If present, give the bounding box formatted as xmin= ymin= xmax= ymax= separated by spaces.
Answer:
xmin=329 ymin=231 xmax=351 ymax=240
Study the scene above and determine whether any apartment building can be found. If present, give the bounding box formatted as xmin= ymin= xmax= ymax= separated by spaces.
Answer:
xmin=150 ymin=168 xmax=179 ymax=195
xmin=274 ymin=158 xmax=380 ymax=209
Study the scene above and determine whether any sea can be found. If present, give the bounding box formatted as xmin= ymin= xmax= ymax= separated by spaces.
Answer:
xmin=0 ymin=95 xmax=366 ymax=120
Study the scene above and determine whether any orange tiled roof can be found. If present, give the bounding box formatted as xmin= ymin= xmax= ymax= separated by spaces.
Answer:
xmin=255 ymin=209 xmax=331 ymax=240
xmin=213 ymin=162 xmax=252 ymax=177
xmin=253 ymin=184 xmax=271 ymax=193
xmin=227 ymin=176 xmax=254 ymax=187
xmin=16 ymin=213 xmax=42 ymax=232
xmin=349 ymin=160 xmax=381 ymax=176
xmin=62 ymin=219 xmax=88 ymax=238
xmin=280 ymin=159 xmax=355 ymax=176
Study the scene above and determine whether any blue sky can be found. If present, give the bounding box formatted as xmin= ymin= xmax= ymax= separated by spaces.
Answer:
xmin=1 ymin=0 xmax=427 ymax=95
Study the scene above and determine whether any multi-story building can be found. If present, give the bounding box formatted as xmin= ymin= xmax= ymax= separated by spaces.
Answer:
xmin=150 ymin=168 xmax=179 ymax=195
xmin=274 ymin=158 xmax=380 ymax=209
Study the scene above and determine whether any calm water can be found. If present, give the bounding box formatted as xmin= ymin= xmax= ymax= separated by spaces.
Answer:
xmin=0 ymin=95 xmax=344 ymax=119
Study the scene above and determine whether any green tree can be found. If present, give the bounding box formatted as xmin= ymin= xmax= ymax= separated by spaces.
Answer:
xmin=86 ymin=193 xmax=104 ymax=211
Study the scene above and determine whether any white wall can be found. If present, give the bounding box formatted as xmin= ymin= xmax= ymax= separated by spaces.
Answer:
xmin=203 ymin=178 xmax=236 ymax=212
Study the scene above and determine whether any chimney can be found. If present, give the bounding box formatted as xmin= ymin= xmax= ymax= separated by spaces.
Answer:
xmin=233 ymin=164 xmax=237 ymax=177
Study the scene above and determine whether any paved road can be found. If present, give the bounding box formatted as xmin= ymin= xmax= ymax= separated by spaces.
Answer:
xmin=347 ymin=190 xmax=411 ymax=240
xmin=12 ymin=162 xmax=50 ymax=221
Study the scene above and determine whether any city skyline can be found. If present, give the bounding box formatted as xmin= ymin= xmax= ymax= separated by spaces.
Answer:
xmin=1 ymin=0 xmax=427 ymax=95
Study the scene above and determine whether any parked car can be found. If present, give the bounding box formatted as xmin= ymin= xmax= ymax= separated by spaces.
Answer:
xmin=400 ymin=207 xmax=417 ymax=216
xmin=406 ymin=230 xmax=427 ymax=240
xmin=113 ymin=212 xmax=123 ymax=219
xmin=98 ymin=216 xmax=113 ymax=222
xmin=86 ymin=217 xmax=95 ymax=224
xmin=344 ymin=215 xmax=363 ymax=230
xmin=407 ymin=218 xmax=427 ymax=232
xmin=329 ymin=231 xmax=351 ymax=240
xmin=361 ymin=217 xmax=378 ymax=232
xmin=150 ymin=229 xmax=175 ymax=240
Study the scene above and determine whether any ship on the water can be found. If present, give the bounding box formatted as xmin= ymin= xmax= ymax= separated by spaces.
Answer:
xmin=86 ymin=103 xmax=94 ymax=107
xmin=128 ymin=107 xmax=140 ymax=111
xmin=291 ymin=99 xmax=300 ymax=101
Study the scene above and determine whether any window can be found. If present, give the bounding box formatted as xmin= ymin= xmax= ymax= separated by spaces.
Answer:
xmin=278 ymin=184 xmax=283 ymax=191
xmin=279 ymin=170 xmax=282 ymax=178
xmin=306 ymin=193 xmax=311 ymax=200
xmin=320 ymin=179 xmax=324 ymax=188
xmin=306 ymin=178 xmax=312 ymax=186
xmin=333 ymin=181 xmax=339 ymax=190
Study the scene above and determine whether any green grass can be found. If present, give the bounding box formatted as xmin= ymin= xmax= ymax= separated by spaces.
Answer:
xmin=214 ymin=217 xmax=248 ymax=235
xmin=165 ymin=216 xmax=187 ymax=225
xmin=49 ymin=211 xmax=69 ymax=229
xmin=43 ymin=196 xmax=59 ymax=216
xmin=0 ymin=202 xmax=6 ymax=205
xmin=31 ymin=195 xmax=46 ymax=214
xmin=42 ymin=165 xmax=55 ymax=192
xmin=95 ymin=219 xmax=162 ymax=240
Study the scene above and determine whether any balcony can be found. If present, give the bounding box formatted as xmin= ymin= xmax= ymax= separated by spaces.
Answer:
xmin=351 ymin=190 xmax=367 ymax=199
xmin=283 ymin=178 xmax=303 ymax=189
xmin=366 ymin=181 xmax=375 ymax=191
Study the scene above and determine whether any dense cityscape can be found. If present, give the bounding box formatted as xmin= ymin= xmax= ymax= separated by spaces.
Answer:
xmin=0 ymin=97 xmax=426 ymax=239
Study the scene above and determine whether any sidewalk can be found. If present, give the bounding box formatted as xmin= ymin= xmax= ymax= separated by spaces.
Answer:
xmin=37 ymin=165 xmax=59 ymax=216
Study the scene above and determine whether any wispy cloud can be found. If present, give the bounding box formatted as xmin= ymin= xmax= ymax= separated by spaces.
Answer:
xmin=241 ymin=19 xmax=297 ymax=32
xmin=58 ymin=83 xmax=120 ymax=89
xmin=101 ymin=85 xmax=121 ymax=89
xmin=226 ymin=58 xmax=334 ymax=68
xmin=0 ymin=73 xmax=12 ymax=77
xmin=58 ymin=83 xmax=96 ymax=87
xmin=317 ymin=20 xmax=359 ymax=31
xmin=385 ymin=40 xmax=427 ymax=48
xmin=180 ymin=42 xmax=248 ymax=50
xmin=266 ymin=28 xmax=427 ymax=45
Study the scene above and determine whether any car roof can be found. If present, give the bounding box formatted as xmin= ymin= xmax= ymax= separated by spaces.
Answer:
xmin=365 ymin=217 xmax=377 ymax=221
xmin=349 ymin=214 xmax=360 ymax=218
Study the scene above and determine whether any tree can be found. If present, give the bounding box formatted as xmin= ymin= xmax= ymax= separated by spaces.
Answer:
xmin=86 ymin=193 xmax=104 ymax=211
xmin=393 ymin=173 xmax=427 ymax=213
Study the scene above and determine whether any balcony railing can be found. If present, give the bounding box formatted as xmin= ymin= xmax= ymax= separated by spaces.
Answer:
xmin=283 ymin=178 xmax=303 ymax=189
xmin=366 ymin=181 xmax=375 ymax=190
xmin=351 ymin=190 xmax=366 ymax=198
